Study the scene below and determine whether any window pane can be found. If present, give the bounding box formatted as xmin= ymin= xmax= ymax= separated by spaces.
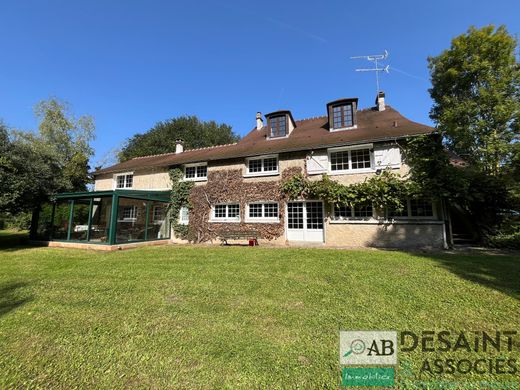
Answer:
xmin=248 ymin=159 xmax=262 ymax=173
xmin=116 ymin=198 xmax=146 ymax=243
xmin=125 ymin=175 xmax=133 ymax=188
xmin=331 ymin=151 xmax=349 ymax=171
xmin=354 ymin=205 xmax=373 ymax=218
xmin=70 ymin=199 xmax=90 ymax=241
xmin=228 ymin=204 xmax=240 ymax=218
xmin=89 ymin=197 xmax=112 ymax=243
xmin=388 ymin=202 xmax=408 ymax=218
xmin=410 ymin=199 xmax=433 ymax=217
xmin=306 ymin=201 xmax=323 ymax=230
xmin=180 ymin=206 xmax=189 ymax=223
xmin=249 ymin=204 xmax=262 ymax=218
xmin=148 ymin=201 xmax=170 ymax=239
xmin=196 ymin=165 xmax=207 ymax=178
xmin=264 ymin=203 xmax=278 ymax=218
xmin=263 ymin=157 xmax=278 ymax=172
xmin=351 ymin=149 xmax=371 ymax=170
xmin=288 ymin=202 xmax=303 ymax=229
xmin=116 ymin=175 xmax=125 ymax=188
xmin=214 ymin=205 xmax=226 ymax=218
xmin=334 ymin=205 xmax=351 ymax=219
xmin=332 ymin=104 xmax=353 ymax=128
xmin=185 ymin=166 xmax=196 ymax=178
xmin=270 ymin=115 xmax=287 ymax=138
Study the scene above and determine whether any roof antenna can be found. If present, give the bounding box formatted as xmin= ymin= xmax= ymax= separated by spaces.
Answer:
xmin=350 ymin=50 xmax=390 ymax=93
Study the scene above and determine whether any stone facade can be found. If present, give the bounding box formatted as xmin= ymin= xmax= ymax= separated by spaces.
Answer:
xmin=94 ymin=148 xmax=447 ymax=249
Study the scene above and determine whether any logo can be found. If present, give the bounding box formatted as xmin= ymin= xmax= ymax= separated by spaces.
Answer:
xmin=340 ymin=331 xmax=397 ymax=365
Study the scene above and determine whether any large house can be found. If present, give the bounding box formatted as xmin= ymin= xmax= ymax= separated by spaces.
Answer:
xmin=50 ymin=92 xmax=449 ymax=249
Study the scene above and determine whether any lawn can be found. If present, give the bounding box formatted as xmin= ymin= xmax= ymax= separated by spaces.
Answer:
xmin=0 ymin=237 xmax=519 ymax=388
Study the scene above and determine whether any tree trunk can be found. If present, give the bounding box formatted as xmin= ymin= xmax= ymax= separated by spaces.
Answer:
xmin=29 ymin=205 xmax=41 ymax=240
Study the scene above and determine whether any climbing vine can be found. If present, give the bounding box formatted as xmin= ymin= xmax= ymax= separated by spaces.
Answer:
xmin=280 ymin=170 xmax=421 ymax=212
xmin=169 ymin=168 xmax=194 ymax=239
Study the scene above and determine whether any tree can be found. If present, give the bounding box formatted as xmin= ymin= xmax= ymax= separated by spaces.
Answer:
xmin=0 ymin=98 xmax=95 ymax=238
xmin=428 ymin=25 xmax=520 ymax=176
xmin=118 ymin=115 xmax=240 ymax=161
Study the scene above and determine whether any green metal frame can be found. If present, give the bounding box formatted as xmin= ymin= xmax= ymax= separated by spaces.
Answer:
xmin=50 ymin=189 xmax=171 ymax=246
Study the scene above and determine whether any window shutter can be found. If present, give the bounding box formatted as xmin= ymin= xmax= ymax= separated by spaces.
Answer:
xmin=373 ymin=145 xmax=401 ymax=169
xmin=307 ymin=152 xmax=329 ymax=174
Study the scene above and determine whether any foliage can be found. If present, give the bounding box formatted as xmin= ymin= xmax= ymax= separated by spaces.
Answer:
xmin=281 ymin=170 xmax=416 ymax=212
xmin=0 ymin=98 xmax=95 ymax=238
xmin=0 ymin=244 xmax=519 ymax=387
xmin=119 ymin=116 xmax=240 ymax=161
xmin=428 ymin=25 xmax=520 ymax=176
xmin=487 ymin=231 xmax=520 ymax=249
xmin=169 ymin=168 xmax=194 ymax=239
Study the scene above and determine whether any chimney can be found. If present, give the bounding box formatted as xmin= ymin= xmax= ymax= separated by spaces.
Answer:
xmin=175 ymin=139 xmax=184 ymax=154
xmin=256 ymin=112 xmax=264 ymax=130
xmin=375 ymin=91 xmax=385 ymax=111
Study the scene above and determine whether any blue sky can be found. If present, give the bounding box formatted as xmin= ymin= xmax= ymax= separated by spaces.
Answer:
xmin=1 ymin=0 xmax=519 ymax=166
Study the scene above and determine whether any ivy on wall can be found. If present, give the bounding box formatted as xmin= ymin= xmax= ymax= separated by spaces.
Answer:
xmin=169 ymin=168 xmax=194 ymax=239
xmin=280 ymin=170 xmax=420 ymax=212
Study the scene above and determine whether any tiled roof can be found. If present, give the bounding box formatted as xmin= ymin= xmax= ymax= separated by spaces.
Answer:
xmin=94 ymin=106 xmax=435 ymax=175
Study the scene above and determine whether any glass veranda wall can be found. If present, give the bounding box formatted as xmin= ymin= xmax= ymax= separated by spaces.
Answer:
xmin=50 ymin=190 xmax=171 ymax=245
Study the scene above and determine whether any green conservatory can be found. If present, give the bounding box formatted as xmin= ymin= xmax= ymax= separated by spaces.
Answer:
xmin=50 ymin=190 xmax=171 ymax=245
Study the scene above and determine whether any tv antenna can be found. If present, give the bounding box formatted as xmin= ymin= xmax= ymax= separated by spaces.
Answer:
xmin=350 ymin=50 xmax=390 ymax=93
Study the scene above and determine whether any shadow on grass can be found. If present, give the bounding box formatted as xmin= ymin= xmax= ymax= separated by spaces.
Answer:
xmin=419 ymin=252 xmax=520 ymax=300
xmin=0 ymin=230 xmax=29 ymax=250
xmin=0 ymin=282 xmax=32 ymax=317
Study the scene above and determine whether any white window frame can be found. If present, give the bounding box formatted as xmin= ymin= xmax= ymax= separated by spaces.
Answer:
xmin=386 ymin=199 xmax=437 ymax=221
xmin=210 ymin=203 xmax=241 ymax=223
xmin=331 ymin=204 xmax=374 ymax=221
xmin=113 ymin=172 xmax=134 ymax=189
xmin=184 ymin=162 xmax=208 ymax=181
xmin=244 ymin=155 xmax=279 ymax=177
xmin=118 ymin=205 xmax=137 ymax=222
xmin=152 ymin=205 xmax=166 ymax=223
xmin=178 ymin=206 xmax=189 ymax=225
xmin=328 ymin=144 xmax=374 ymax=174
xmin=245 ymin=202 xmax=280 ymax=223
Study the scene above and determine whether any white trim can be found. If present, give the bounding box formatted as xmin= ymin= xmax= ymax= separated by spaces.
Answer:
xmin=328 ymin=144 xmax=375 ymax=174
xmin=244 ymin=155 xmax=279 ymax=177
xmin=245 ymin=202 xmax=280 ymax=223
xmin=331 ymin=204 xmax=374 ymax=222
xmin=113 ymin=172 xmax=134 ymax=190
xmin=184 ymin=162 xmax=208 ymax=181
xmin=178 ymin=206 xmax=189 ymax=225
xmin=385 ymin=199 xmax=438 ymax=221
xmin=330 ymin=125 xmax=358 ymax=132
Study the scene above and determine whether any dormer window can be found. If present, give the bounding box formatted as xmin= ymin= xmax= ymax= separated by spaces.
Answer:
xmin=265 ymin=110 xmax=295 ymax=139
xmin=332 ymin=104 xmax=353 ymax=128
xmin=327 ymin=98 xmax=358 ymax=131
xmin=270 ymin=115 xmax=287 ymax=138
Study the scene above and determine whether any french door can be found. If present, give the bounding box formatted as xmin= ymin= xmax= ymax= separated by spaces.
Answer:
xmin=286 ymin=201 xmax=324 ymax=242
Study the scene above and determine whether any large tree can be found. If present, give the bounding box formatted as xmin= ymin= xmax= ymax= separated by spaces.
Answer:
xmin=118 ymin=115 xmax=240 ymax=162
xmin=428 ymin=25 xmax=520 ymax=176
xmin=0 ymin=98 xmax=95 ymax=237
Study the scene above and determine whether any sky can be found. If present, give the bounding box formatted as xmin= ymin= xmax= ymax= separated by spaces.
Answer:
xmin=1 ymin=0 xmax=519 ymax=167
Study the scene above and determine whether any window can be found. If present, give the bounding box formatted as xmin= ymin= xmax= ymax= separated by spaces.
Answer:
xmin=270 ymin=115 xmax=287 ymax=138
xmin=330 ymin=147 xmax=372 ymax=172
xmin=184 ymin=163 xmax=207 ymax=181
xmin=212 ymin=204 xmax=240 ymax=222
xmin=246 ymin=156 xmax=279 ymax=176
xmin=247 ymin=202 xmax=279 ymax=222
xmin=153 ymin=206 xmax=166 ymax=222
xmin=121 ymin=206 xmax=137 ymax=221
xmin=115 ymin=173 xmax=133 ymax=189
xmin=179 ymin=206 xmax=189 ymax=225
xmin=410 ymin=199 xmax=434 ymax=217
xmin=332 ymin=104 xmax=354 ymax=129
xmin=387 ymin=199 xmax=435 ymax=219
xmin=333 ymin=204 xmax=373 ymax=220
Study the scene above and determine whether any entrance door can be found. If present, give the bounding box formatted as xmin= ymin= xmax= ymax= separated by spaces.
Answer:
xmin=287 ymin=201 xmax=324 ymax=242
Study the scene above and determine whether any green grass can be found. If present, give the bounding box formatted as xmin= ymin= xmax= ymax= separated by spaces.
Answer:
xmin=0 ymin=237 xmax=519 ymax=388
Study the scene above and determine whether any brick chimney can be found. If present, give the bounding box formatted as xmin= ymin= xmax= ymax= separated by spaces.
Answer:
xmin=375 ymin=91 xmax=385 ymax=111
xmin=256 ymin=112 xmax=264 ymax=130
xmin=175 ymin=139 xmax=184 ymax=154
